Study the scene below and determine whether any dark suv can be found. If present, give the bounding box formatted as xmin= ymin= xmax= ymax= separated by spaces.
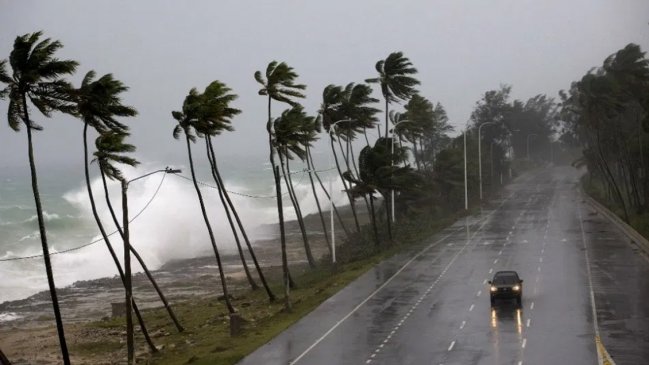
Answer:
xmin=489 ymin=271 xmax=523 ymax=306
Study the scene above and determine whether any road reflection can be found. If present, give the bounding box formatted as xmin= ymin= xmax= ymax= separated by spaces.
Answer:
xmin=490 ymin=304 xmax=524 ymax=336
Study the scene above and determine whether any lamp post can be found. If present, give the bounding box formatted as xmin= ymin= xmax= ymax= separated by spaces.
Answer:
xmin=478 ymin=121 xmax=497 ymax=201
xmin=463 ymin=120 xmax=471 ymax=210
xmin=526 ymin=133 xmax=538 ymax=160
xmin=390 ymin=120 xmax=413 ymax=222
xmin=327 ymin=119 xmax=351 ymax=264
xmin=121 ymin=167 xmax=180 ymax=360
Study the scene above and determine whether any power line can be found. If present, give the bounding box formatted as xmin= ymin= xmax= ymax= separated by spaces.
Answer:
xmin=0 ymin=173 xmax=167 ymax=262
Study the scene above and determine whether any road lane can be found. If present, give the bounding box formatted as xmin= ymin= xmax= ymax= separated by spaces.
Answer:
xmin=237 ymin=167 xmax=648 ymax=365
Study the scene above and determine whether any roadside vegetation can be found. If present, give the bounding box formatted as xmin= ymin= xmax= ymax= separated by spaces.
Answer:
xmin=559 ymin=44 xmax=649 ymax=239
xmin=1 ymin=30 xmax=647 ymax=364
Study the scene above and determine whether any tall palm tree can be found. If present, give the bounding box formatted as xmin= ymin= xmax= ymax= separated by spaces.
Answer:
xmin=273 ymin=106 xmax=318 ymax=268
xmin=172 ymin=86 xmax=236 ymax=315
xmin=198 ymin=80 xmax=275 ymax=301
xmin=0 ymin=32 xmax=78 ymax=364
xmin=320 ymin=84 xmax=361 ymax=232
xmin=72 ymin=72 xmax=142 ymax=361
xmin=255 ymin=61 xmax=305 ymax=309
xmin=366 ymin=51 xmax=420 ymax=140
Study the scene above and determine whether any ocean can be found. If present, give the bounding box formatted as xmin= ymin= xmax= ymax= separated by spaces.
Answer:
xmin=0 ymin=155 xmax=345 ymax=307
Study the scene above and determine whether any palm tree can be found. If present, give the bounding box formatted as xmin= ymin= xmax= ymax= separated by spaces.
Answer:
xmin=172 ymin=86 xmax=236 ymax=316
xmin=198 ymin=80 xmax=276 ymax=301
xmin=255 ymin=61 xmax=305 ymax=309
xmin=0 ymin=32 xmax=78 ymax=364
xmin=273 ymin=106 xmax=318 ymax=268
xmin=320 ymin=84 xmax=362 ymax=232
xmin=366 ymin=51 xmax=420 ymax=140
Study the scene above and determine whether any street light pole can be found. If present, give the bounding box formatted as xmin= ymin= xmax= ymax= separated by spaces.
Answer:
xmin=478 ymin=122 xmax=497 ymax=201
xmin=463 ymin=121 xmax=470 ymax=210
xmin=327 ymin=119 xmax=351 ymax=264
xmin=122 ymin=166 xmax=180 ymax=359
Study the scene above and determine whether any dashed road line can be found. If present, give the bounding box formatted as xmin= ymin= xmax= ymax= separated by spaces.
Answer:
xmin=459 ymin=321 xmax=466 ymax=330
xmin=448 ymin=340 xmax=456 ymax=351
xmin=522 ymin=338 xmax=527 ymax=348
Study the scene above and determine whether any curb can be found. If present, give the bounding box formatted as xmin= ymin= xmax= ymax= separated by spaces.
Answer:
xmin=595 ymin=335 xmax=616 ymax=365
xmin=584 ymin=195 xmax=649 ymax=257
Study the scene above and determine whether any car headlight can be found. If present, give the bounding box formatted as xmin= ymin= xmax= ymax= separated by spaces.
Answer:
xmin=490 ymin=286 xmax=497 ymax=292
xmin=513 ymin=285 xmax=520 ymax=291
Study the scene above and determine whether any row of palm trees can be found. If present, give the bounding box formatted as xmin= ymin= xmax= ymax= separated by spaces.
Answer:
xmin=0 ymin=31 xmax=455 ymax=363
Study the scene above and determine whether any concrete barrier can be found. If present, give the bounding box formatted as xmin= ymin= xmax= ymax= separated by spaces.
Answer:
xmin=584 ymin=195 xmax=649 ymax=258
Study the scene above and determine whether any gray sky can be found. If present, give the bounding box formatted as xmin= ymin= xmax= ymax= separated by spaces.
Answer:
xmin=1 ymin=0 xmax=648 ymax=171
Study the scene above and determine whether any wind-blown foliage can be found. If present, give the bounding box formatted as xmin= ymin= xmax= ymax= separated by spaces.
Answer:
xmin=0 ymin=31 xmax=78 ymax=365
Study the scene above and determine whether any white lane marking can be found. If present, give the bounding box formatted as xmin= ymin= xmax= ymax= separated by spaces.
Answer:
xmin=562 ymin=238 xmax=567 ymax=242
xmin=577 ymin=200 xmax=602 ymax=337
xmin=489 ymin=268 xmax=493 ymax=274
xmin=448 ymin=341 xmax=456 ymax=351
xmin=541 ymin=248 xmax=544 ymax=254
xmin=366 ymin=360 xmax=372 ymax=364
xmin=526 ymin=319 xmax=531 ymax=327
xmin=522 ymin=338 xmax=527 ymax=348
xmin=460 ymin=320 xmax=466 ymax=330
xmin=537 ymin=266 xmax=541 ymax=272
xmin=483 ymin=279 xmax=488 ymax=284
xmin=494 ymin=259 xmax=499 ymax=264
xmin=530 ymin=302 xmax=535 ymax=310
xmin=518 ymin=361 xmax=523 ymax=365
xmin=535 ymin=277 xmax=539 ymax=283
xmin=539 ymin=257 xmax=543 ymax=263
xmin=498 ymin=250 xmax=503 ymax=255
xmin=523 ymin=239 xmax=528 ymax=243
xmin=370 ymin=353 xmax=376 ymax=358
xmin=289 ymin=224 xmax=466 ymax=364
xmin=477 ymin=290 xmax=482 ymax=297
xmin=469 ymin=304 xmax=475 ymax=312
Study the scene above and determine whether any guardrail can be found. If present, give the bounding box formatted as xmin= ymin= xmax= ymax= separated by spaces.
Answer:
xmin=584 ymin=194 xmax=649 ymax=258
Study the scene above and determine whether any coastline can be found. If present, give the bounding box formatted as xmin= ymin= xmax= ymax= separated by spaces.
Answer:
xmin=0 ymin=203 xmax=369 ymax=363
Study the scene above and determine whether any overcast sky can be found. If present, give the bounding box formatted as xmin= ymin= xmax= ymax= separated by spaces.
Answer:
xmin=1 ymin=0 xmax=648 ymax=172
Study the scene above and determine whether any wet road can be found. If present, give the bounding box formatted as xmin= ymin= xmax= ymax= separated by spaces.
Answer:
xmin=238 ymin=167 xmax=649 ymax=365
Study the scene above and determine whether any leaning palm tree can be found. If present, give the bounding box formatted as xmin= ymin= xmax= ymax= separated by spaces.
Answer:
xmin=0 ymin=32 xmax=78 ymax=364
xmin=72 ymin=72 xmax=161 ymax=357
xmin=366 ymin=51 xmax=420 ymax=140
xmin=273 ymin=106 xmax=318 ymax=268
xmin=198 ymin=80 xmax=275 ymax=301
xmin=172 ymin=86 xmax=236 ymax=316
xmin=255 ymin=61 xmax=305 ymax=309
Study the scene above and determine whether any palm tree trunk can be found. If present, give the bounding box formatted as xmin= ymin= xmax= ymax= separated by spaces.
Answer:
xmin=382 ymin=192 xmax=393 ymax=241
xmin=596 ymin=130 xmax=630 ymax=222
xmin=413 ymin=141 xmax=421 ymax=171
xmin=267 ymin=97 xmax=295 ymax=294
xmin=307 ymin=150 xmax=351 ymax=238
xmin=121 ymin=181 xmax=135 ymax=364
xmin=280 ymin=153 xmax=316 ymax=268
xmin=369 ymin=194 xmax=380 ymax=246
xmin=22 ymin=97 xmax=70 ymax=365
xmin=204 ymin=138 xmax=259 ymax=289
xmin=305 ymin=145 xmax=331 ymax=254
xmin=82 ymin=125 xmax=157 ymax=353
xmin=330 ymin=136 xmax=361 ymax=232
xmin=274 ymin=166 xmax=291 ymax=311
xmin=99 ymin=170 xmax=184 ymax=333
xmin=206 ymin=138 xmax=275 ymax=301
xmin=185 ymin=135 xmax=235 ymax=314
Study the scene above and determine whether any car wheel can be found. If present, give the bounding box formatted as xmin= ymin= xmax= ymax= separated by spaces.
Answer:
xmin=516 ymin=296 xmax=522 ymax=306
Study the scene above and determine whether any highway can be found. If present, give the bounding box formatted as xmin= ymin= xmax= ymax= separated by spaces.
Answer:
xmin=238 ymin=167 xmax=649 ymax=365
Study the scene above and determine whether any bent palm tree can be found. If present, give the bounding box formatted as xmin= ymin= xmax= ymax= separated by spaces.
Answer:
xmin=273 ymin=106 xmax=318 ymax=268
xmin=366 ymin=51 xmax=420 ymax=140
xmin=0 ymin=32 xmax=77 ymax=365
xmin=73 ymin=72 xmax=159 ymax=357
xmin=172 ymin=86 xmax=236 ymax=315
xmin=255 ymin=61 xmax=305 ymax=309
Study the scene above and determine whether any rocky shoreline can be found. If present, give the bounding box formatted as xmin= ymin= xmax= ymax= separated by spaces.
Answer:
xmin=0 ymin=205 xmax=368 ymax=363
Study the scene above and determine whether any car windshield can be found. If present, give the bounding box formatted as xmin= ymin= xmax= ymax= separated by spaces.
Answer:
xmin=493 ymin=274 xmax=519 ymax=285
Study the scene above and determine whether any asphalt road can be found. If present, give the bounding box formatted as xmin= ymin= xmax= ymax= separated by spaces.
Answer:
xmin=238 ymin=166 xmax=649 ymax=365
